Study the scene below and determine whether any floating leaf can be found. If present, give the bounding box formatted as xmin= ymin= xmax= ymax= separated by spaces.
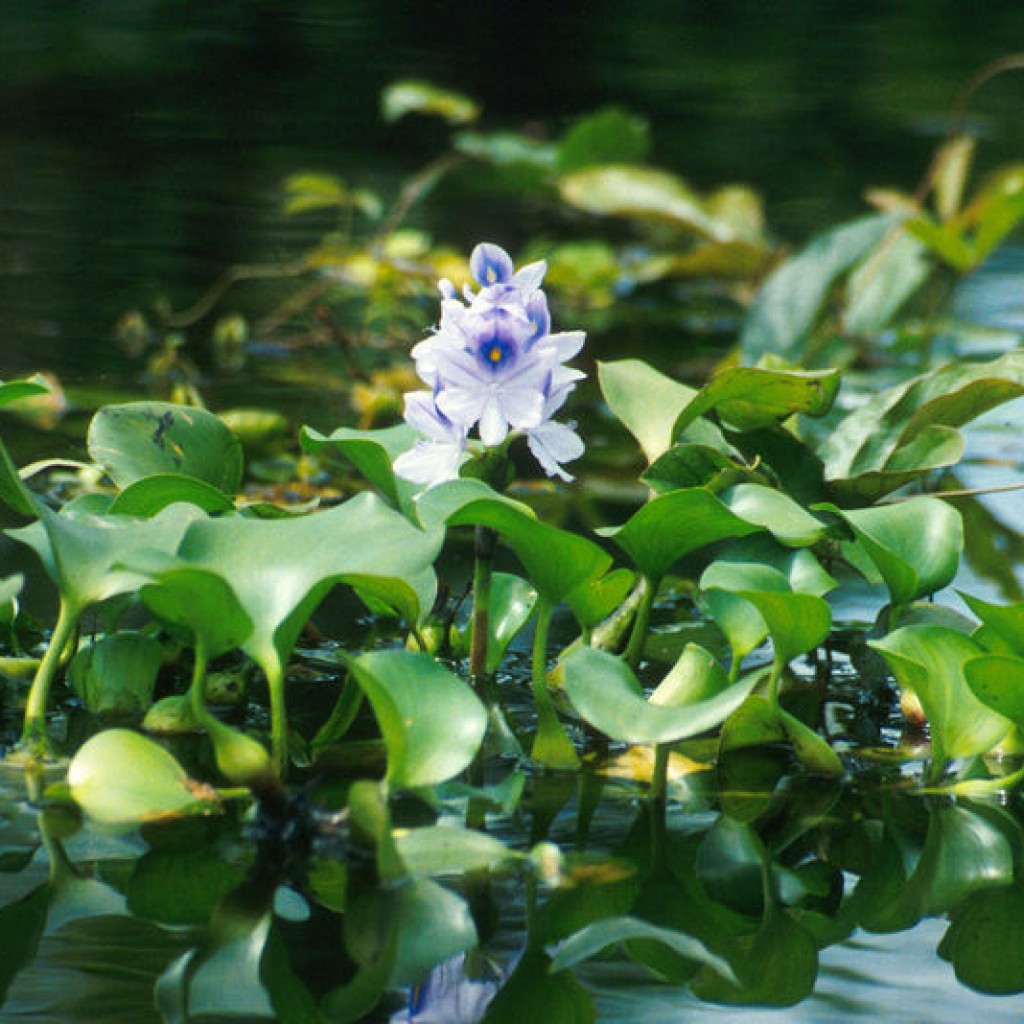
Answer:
xmin=381 ymin=80 xmax=479 ymax=125
xmin=109 ymin=474 xmax=234 ymax=516
xmin=88 ymin=401 xmax=244 ymax=493
xmin=68 ymin=730 xmax=212 ymax=826
xmin=348 ymin=650 xmax=487 ymax=789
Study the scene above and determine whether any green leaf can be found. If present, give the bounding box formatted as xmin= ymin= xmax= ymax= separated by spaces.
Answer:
xmin=556 ymin=107 xmax=649 ymax=172
xmin=128 ymin=847 xmax=247 ymax=926
xmin=88 ymin=401 xmax=244 ymax=493
xmin=174 ymin=492 xmax=442 ymax=687
xmin=641 ymin=443 xmax=749 ymax=493
xmin=282 ymin=172 xmax=350 ymax=216
xmin=68 ymin=632 xmax=164 ymax=717
xmin=720 ymin=484 xmax=828 ymax=547
xmin=109 ymin=473 xmax=235 ymax=516
xmin=486 ymin=572 xmax=538 ymax=673
xmin=454 ymin=129 xmax=558 ymax=168
xmin=965 ymin=654 xmax=1024 ymax=724
xmin=870 ymin=626 xmax=1011 ymax=767
xmin=549 ymin=916 xmax=735 ymax=983
xmin=381 ymin=80 xmax=479 ymax=125
xmin=564 ymin=568 xmax=635 ymax=631
xmin=396 ymin=826 xmax=521 ymax=878
xmin=843 ymin=230 xmax=930 ymax=336
xmin=300 ymin=423 xmax=418 ymax=511
xmin=348 ymin=650 xmax=487 ymax=789
xmin=945 ymin=881 xmax=1024 ymax=994
xmin=67 ymin=729 xmax=212 ymax=826
xmin=673 ymin=367 xmax=840 ymax=437
xmin=8 ymin=502 xmax=203 ymax=615
xmin=597 ymin=488 xmax=759 ymax=583
xmin=483 ymin=948 xmax=594 ymax=1024
xmin=962 ymin=592 xmax=1024 ymax=657
xmin=560 ymin=646 xmax=758 ymax=745
xmin=0 ymin=374 xmax=50 ymax=407
xmin=740 ymin=213 xmax=898 ymax=362
xmin=825 ymin=497 xmax=963 ymax=606
xmin=728 ymin=590 xmax=831 ymax=668
xmin=598 ymin=358 xmax=728 ymax=463
xmin=559 ymin=165 xmax=731 ymax=241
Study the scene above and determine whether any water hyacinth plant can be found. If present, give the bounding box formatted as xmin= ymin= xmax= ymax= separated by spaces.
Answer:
xmin=13 ymin=61 xmax=1024 ymax=1015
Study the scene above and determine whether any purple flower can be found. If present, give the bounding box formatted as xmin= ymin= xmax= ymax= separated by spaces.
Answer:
xmin=395 ymin=242 xmax=586 ymax=485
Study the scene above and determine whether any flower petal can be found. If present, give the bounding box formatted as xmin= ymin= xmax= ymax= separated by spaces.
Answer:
xmin=527 ymin=420 xmax=584 ymax=481
xmin=470 ymin=243 xmax=514 ymax=286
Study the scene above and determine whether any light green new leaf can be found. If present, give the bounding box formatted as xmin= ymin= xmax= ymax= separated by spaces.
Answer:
xmin=88 ymin=401 xmax=244 ymax=493
xmin=844 ymin=230 xmax=930 ymax=336
xmin=396 ymin=826 xmax=522 ymax=878
xmin=69 ymin=632 xmax=164 ymax=717
xmin=721 ymin=484 xmax=828 ymax=548
xmin=109 ymin=474 xmax=235 ymax=516
xmin=564 ymin=567 xmax=635 ymax=631
xmin=486 ymin=572 xmax=538 ymax=673
xmin=965 ymin=655 xmax=1024 ymax=725
xmin=870 ymin=625 xmax=1011 ymax=767
xmin=348 ymin=650 xmax=487 ymax=789
xmin=68 ymin=729 xmax=212 ymax=826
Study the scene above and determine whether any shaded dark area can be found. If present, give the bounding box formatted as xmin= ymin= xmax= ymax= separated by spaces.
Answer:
xmin=2 ymin=2 xmax=1024 ymax=378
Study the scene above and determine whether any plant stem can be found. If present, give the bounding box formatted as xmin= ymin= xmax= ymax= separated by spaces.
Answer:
xmin=19 ymin=599 xmax=79 ymax=758
xmin=469 ymin=526 xmax=497 ymax=689
xmin=530 ymin=599 xmax=579 ymax=770
xmin=265 ymin=661 xmax=289 ymax=780
xmin=623 ymin=575 xmax=656 ymax=670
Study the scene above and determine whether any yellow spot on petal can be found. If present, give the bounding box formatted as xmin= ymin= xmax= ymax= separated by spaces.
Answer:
xmin=486 ymin=267 xmax=497 ymax=283
xmin=488 ymin=346 xmax=503 ymax=363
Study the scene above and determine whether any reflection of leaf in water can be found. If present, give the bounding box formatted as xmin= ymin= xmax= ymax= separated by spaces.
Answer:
xmin=947 ymin=482 xmax=1024 ymax=602
xmin=2 ymin=914 xmax=192 ymax=1023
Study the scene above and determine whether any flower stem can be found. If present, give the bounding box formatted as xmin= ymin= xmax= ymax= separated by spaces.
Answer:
xmin=469 ymin=526 xmax=497 ymax=689
xmin=18 ymin=599 xmax=79 ymax=760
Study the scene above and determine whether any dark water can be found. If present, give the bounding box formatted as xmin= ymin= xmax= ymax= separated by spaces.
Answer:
xmin=3 ymin=2 xmax=1024 ymax=380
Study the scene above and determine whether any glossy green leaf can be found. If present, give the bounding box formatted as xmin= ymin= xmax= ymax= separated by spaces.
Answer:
xmin=962 ymin=592 xmax=1024 ymax=657
xmin=560 ymin=646 xmax=758 ymax=745
xmin=564 ymin=567 xmax=635 ymax=631
xmin=549 ymin=916 xmax=735 ymax=982
xmin=68 ymin=632 xmax=163 ymax=717
xmin=445 ymin=495 xmax=611 ymax=604
xmin=109 ymin=473 xmax=235 ymax=516
xmin=870 ymin=626 xmax=1011 ymax=766
xmin=481 ymin=572 xmax=537 ymax=673
xmin=175 ymin=492 xmax=441 ymax=686
xmin=641 ymin=443 xmax=749 ymax=493
xmin=741 ymin=213 xmax=898 ymax=362
xmin=0 ymin=374 xmax=50 ymax=407
xmin=396 ymin=826 xmax=521 ymax=878
xmin=820 ymin=351 xmax=1024 ymax=501
xmin=381 ymin=80 xmax=479 ymax=125
xmin=721 ymin=484 xmax=828 ymax=547
xmin=827 ymin=497 xmax=963 ymax=606
xmin=454 ymin=129 xmax=558 ymax=168
xmin=720 ymin=694 xmax=786 ymax=753
xmin=844 ymin=230 xmax=930 ymax=335
xmin=348 ymin=650 xmax=487 ymax=789
xmin=556 ymin=107 xmax=649 ymax=172
xmin=598 ymin=488 xmax=759 ymax=583
xmin=965 ymin=654 xmax=1024 ymax=724
xmin=673 ymin=367 xmax=840 ymax=436
xmin=778 ymin=707 xmax=844 ymax=776
xmin=88 ymin=401 xmax=244 ymax=493
xmin=67 ymin=729 xmax=212 ymax=826
xmin=8 ymin=502 xmax=203 ymax=615
xmin=726 ymin=590 xmax=831 ymax=668
xmin=597 ymin=359 xmax=727 ymax=463
xmin=696 ymin=815 xmax=766 ymax=915
xmin=300 ymin=423 xmax=418 ymax=511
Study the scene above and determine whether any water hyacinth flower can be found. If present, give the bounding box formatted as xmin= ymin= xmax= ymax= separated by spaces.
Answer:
xmin=396 ymin=242 xmax=586 ymax=484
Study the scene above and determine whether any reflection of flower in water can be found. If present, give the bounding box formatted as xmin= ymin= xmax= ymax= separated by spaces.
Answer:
xmin=390 ymin=953 xmax=505 ymax=1023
